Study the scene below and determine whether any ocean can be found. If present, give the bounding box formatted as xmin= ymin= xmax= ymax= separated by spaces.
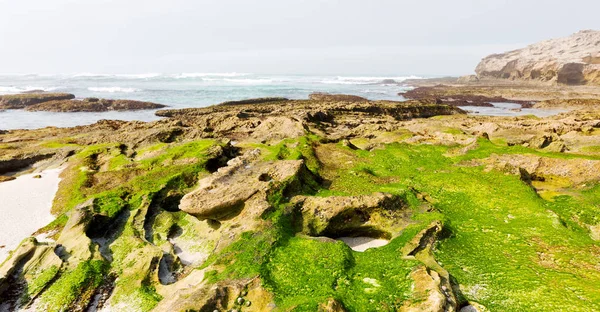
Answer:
xmin=0 ymin=73 xmax=419 ymax=130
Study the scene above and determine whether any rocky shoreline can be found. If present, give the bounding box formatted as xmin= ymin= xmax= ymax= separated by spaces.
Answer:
xmin=1 ymin=83 xmax=600 ymax=311
xmin=1 ymin=29 xmax=600 ymax=311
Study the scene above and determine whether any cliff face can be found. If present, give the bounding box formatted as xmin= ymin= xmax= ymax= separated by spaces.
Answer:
xmin=475 ymin=30 xmax=600 ymax=85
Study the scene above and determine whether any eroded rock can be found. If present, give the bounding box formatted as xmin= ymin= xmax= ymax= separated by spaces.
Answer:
xmin=180 ymin=149 xmax=305 ymax=220
xmin=293 ymin=192 xmax=409 ymax=238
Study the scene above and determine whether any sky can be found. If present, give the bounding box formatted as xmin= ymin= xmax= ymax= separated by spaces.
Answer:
xmin=0 ymin=0 xmax=598 ymax=76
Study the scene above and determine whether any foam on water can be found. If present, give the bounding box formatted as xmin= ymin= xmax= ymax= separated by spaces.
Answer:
xmin=462 ymin=102 xmax=569 ymax=117
xmin=88 ymin=86 xmax=140 ymax=93
xmin=173 ymin=72 xmax=250 ymax=79
xmin=0 ymin=86 xmax=60 ymax=94
xmin=321 ymin=75 xmax=422 ymax=85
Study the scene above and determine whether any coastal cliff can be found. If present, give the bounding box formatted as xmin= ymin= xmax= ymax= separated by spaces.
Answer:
xmin=475 ymin=30 xmax=600 ymax=85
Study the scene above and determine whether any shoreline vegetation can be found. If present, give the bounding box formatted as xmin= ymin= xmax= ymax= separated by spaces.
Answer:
xmin=1 ymin=30 xmax=600 ymax=311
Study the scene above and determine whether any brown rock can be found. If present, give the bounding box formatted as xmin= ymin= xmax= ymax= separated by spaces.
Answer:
xmin=0 ymin=176 xmax=15 ymax=182
xmin=0 ymin=93 xmax=75 ymax=109
xmin=179 ymin=149 xmax=304 ymax=220
xmin=293 ymin=192 xmax=408 ymax=237
xmin=319 ymin=298 xmax=347 ymax=312
xmin=399 ymin=266 xmax=448 ymax=312
xmin=309 ymin=92 xmax=368 ymax=102
xmin=25 ymin=98 xmax=166 ymax=112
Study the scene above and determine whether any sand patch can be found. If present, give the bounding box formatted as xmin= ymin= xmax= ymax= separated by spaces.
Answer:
xmin=0 ymin=167 xmax=62 ymax=263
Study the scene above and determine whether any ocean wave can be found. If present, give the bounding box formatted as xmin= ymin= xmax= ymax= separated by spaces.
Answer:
xmin=361 ymin=89 xmax=389 ymax=94
xmin=88 ymin=87 xmax=140 ymax=93
xmin=72 ymin=73 xmax=162 ymax=79
xmin=0 ymin=86 xmax=60 ymax=94
xmin=174 ymin=72 xmax=250 ymax=79
xmin=321 ymin=76 xmax=422 ymax=85
xmin=202 ymin=78 xmax=273 ymax=84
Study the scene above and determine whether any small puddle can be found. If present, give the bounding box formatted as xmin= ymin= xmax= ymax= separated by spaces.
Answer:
xmin=461 ymin=102 xmax=569 ymax=117
xmin=337 ymin=237 xmax=390 ymax=252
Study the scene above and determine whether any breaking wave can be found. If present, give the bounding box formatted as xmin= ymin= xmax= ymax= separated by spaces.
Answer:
xmin=321 ymin=76 xmax=422 ymax=85
xmin=0 ymin=86 xmax=60 ymax=94
xmin=173 ymin=72 xmax=250 ymax=79
xmin=88 ymin=87 xmax=140 ymax=93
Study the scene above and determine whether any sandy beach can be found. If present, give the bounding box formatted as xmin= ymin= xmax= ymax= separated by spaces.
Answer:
xmin=0 ymin=168 xmax=62 ymax=264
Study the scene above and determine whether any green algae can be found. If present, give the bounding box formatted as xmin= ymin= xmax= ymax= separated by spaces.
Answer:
xmin=317 ymin=141 xmax=600 ymax=311
xmin=39 ymin=260 xmax=108 ymax=311
xmin=23 ymin=134 xmax=600 ymax=311
xmin=24 ymin=265 xmax=59 ymax=300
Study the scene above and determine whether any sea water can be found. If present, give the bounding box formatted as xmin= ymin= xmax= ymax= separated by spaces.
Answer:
xmin=0 ymin=73 xmax=418 ymax=130
xmin=0 ymin=73 xmax=566 ymax=130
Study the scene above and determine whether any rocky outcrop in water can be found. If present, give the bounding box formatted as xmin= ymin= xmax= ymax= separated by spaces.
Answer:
xmin=0 ymin=93 xmax=166 ymax=112
xmin=25 ymin=97 xmax=166 ymax=112
xmin=475 ymin=30 xmax=600 ymax=85
xmin=0 ymin=93 xmax=75 ymax=109
xmin=400 ymin=86 xmax=534 ymax=108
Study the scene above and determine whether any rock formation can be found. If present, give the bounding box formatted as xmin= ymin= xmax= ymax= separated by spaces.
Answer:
xmin=475 ymin=30 xmax=600 ymax=85
xmin=25 ymin=97 xmax=166 ymax=112
xmin=0 ymin=93 xmax=166 ymax=112
xmin=0 ymin=93 xmax=75 ymax=109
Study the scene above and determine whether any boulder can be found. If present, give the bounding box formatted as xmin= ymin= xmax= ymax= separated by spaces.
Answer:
xmin=179 ymin=149 xmax=305 ymax=220
xmin=293 ymin=192 xmax=408 ymax=237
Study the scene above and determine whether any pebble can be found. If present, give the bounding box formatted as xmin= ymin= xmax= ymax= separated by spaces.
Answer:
xmin=237 ymin=297 xmax=244 ymax=304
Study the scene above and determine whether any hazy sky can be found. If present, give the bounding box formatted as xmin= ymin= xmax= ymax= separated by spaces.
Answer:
xmin=0 ymin=0 xmax=598 ymax=76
